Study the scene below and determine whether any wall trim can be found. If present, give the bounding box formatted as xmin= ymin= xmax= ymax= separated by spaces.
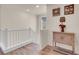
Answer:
xmin=1 ymin=40 xmax=32 ymax=53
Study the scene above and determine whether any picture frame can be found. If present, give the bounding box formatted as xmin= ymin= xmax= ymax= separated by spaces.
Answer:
xmin=64 ymin=4 xmax=74 ymax=15
xmin=60 ymin=17 xmax=65 ymax=22
xmin=52 ymin=8 xmax=60 ymax=16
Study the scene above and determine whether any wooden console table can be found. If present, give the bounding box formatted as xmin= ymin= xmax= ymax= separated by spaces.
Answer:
xmin=53 ymin=32 xmax=75 ymax=54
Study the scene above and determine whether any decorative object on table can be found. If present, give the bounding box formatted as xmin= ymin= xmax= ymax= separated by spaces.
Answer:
xmin=59 ymin=17 xmax=66 ymax=32
xmin=59 ymin=24 xmax=66 ymax=32
xmin=52 ymin=8 xmax=60 ymax=16
xmin=64 ymin=4 xmax=74 ymax=15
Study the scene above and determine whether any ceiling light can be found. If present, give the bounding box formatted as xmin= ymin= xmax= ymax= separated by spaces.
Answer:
xmin=35 ymin=5 xmax=39 ymax=8
xmin=26 ymin=9 xmax=30 ymax=12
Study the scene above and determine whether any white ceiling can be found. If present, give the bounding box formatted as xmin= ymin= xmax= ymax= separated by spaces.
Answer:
xmin=18 ymin=4 xmax=47 ymax=15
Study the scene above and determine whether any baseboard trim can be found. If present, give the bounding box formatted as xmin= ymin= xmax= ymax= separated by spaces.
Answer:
xmin=1 ymin=40 xmax=32 ymax=53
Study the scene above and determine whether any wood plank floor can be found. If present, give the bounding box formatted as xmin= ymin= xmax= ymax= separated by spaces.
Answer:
xmin=0 ymin=43 xmax=63 ymax=55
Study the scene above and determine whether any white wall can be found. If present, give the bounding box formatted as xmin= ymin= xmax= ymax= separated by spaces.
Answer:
xmin=36 ymin=15 xmax=48 ymax=49
xmin=0 ymin=4 xmax=37 ymax=52
xmin=0 ymin=5 xmax=36 ymax=31
xmin=47 ymin=4 xmax=79 ymax=54
xmin=0 ymin=5 xmax=1 ymax=48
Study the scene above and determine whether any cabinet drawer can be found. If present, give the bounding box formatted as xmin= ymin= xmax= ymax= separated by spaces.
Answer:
xmin=53 ymin=32 xmax=74 ymax=46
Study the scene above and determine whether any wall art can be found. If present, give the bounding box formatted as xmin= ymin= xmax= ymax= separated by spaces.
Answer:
xmin=52 ymin=8 xmax=60 ymax=16
xmin=64 ymin=4 xmax=74 ymax=15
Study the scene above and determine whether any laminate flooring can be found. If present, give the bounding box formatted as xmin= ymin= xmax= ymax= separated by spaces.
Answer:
xmin=0 ymin=43 xmax=62 ymax=55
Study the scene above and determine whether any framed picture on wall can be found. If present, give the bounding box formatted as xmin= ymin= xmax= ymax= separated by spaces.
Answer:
xmin=64 ymin=4 xmax=74 ymax=15
xmin=52 ymin=8 xmax=60 ymax=16
xmin=60 ymin=17 xmax=65 ymax=22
